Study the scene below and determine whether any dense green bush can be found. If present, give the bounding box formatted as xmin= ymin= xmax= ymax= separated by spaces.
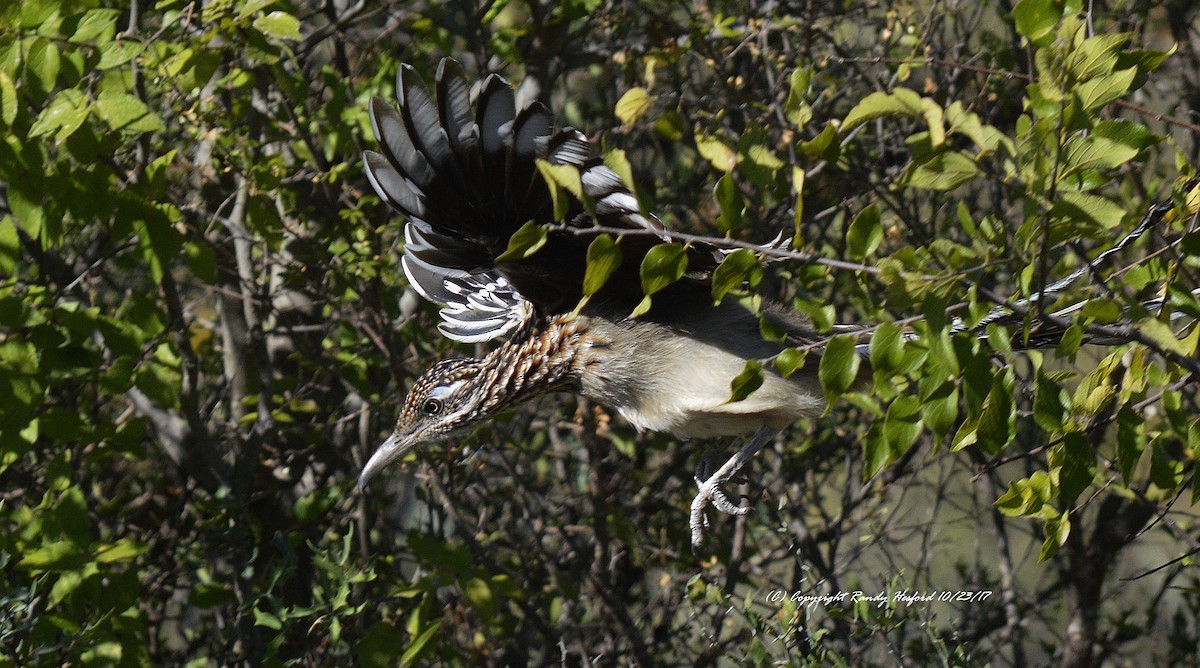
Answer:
xmin=1 ymin=0 xmax=1198 ymax=665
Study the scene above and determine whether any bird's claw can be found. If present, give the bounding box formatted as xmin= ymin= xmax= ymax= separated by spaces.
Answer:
xmin=689 ymin=428 xmax=775 ymax=551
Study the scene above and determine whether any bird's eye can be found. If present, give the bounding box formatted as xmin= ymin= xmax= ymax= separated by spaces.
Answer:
xmin=422 ymin=398 xmax=444 ymax=415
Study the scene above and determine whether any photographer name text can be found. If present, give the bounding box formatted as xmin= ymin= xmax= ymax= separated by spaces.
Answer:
xmin=764 ymin=589 xmax=993 ymax=609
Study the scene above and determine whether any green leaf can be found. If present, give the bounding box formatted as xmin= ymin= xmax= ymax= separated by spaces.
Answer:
xmin=630 ymin=295 xmax=653 ymax=319
xmin=773 ymin=348 xmax=808 ymax=379
xmin=94 ymin=538 xmax=146 ymax=563
xmin=19 ymin=540 xmax=83 ymax=570
xmin=1056 ymin=323 xmax=1084 ymax=357
xmin=883 ymin=394 xmax=922 ymax=455
xmin=630 ymin=243 xmax=688 ymax=319
xmin=1013 ymin=0 xmax=1062 ymax=45
xmin=1137 ymin=317 xmax=1186 ymax=355
xmin=603 ymin=149 xmax=637 ymax=197
xmin=785 ymin=67 xmax=813 ymax=128
xmin=995 ymin=470 xmax=1053 ymax=516
xmin=1115 ymin=405 xmax=1145 ymax=482
xmin=9 ymin=186 xmax=46 ymax=243
xmin=638 ymin=242 xmax=687 ymax=297
xmin=846 ymin=204 xmax=883 ymax=258
xmin=184 ymin=240 xmax=217 ymax=283
xmin=1093 ymin=119 xmax=1160 ymax=152
xmin=714 ymin=174 xmax=743 ymax=231
xmin=0 ymin=71 xmax=18 ymax=126
xmin=1033 ymin=371 xmax=1067 ymax=432
xmin=791 ymin=166 xmax=805 ymax=247
xmin=496 ymin=222 xmax=548 ymax=261
xmin=95 ymin=90 xmax=164 ymax=134
xmin=899 ymin=151 xmax=978 ymax=191
xmin=29 ymin=89 xmax=90 ymax=141
xmin=1073 ymin=68 xmax=1136 ymax=112
xmin=463 ymin=577 xmax=495 ymax=617
xmin=1079 ymin=298 xmax=1121 ymax=323
xmin=1067 ymin=33 xmax=1130 ymax=82
xmin=132 ymin=211 xmax=184 ymax=284
xmin=976 ymin=372 xmax=1014 ymax=454
xmin=800 ymin=122 xmax=840 ymax=160
xmin=728 ymin=359 xmax=764 ymax=403
xmin=710 ymin=248 xmax=761 ymax=303
xmin=1052 ymin=190 xmax=1126 ymax=229
xmin=1063 ymin=135 xmax=1140 ymax=175
xmin=399 ymin=622 xmax=442 ymax=667
xmin=581 ymin=234 xmax=622 ymax=297
xmin=818 ymin=335 xmax=861 ymax=399
xmin=696 ymin=135 xmax=737 ymax=172
xmin=253 ymin=11 xmax=302 ymax=40
xmin=253 ymin=608 xmax=283 ymax=630
xmin=615 ymin=87 xmax=652 ymax=127
xmin=1039 ymin=512 xmax=1070 ymax=561
xmin=743 ymin=143 xmax=784 ymax=171
xmin=70 ymin=8 xmax=120 ymax=44
xmin=863 ymin=424 xmax=890 ymax=480
xmin=97 ymin=40 xmax=145 ymax=70
xmin=1054 ymin=432 xmax=1096 ymax=508
xmin=868 ymin=321 xmax=904 ymax=373
xmin=28 ymin=38 xmax=61 ymax=92
xmin=922 ymin=381 xmax=959 ymax=438
xmin=841 ymin=88 xmax=923 ymax=132
xmin=535 ymin=159 xmax=583 ymax=220
xmin=236 ymin=0 xmax=279 ymax=18
xmin=0 ymin=217 xmax=19 ymax=275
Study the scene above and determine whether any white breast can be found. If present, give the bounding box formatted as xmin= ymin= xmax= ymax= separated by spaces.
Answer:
xmin=579 ymin=311 xmax=827 ymax=439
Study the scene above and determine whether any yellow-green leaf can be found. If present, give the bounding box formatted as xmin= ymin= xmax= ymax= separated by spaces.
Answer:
xmin=710 ymin=248 xmax=761 ymax=303
xmin=714 ymin=173 xmax=743 ymax=231
xmin=1073 ymin=68 xmax=1136 ymax=112
xmin=728 ymin=359 xmax=764 ymax=403
xmin=846 ymin=204 xmax=883 ymax=258
xmin=1 ymin=71 xmax=20 ymax=126
xmin=868 ymin=321 xmax=904 ymax=373
xmin=1052 ymin=190 xmax=1126 ymax=229
xmin=818 ymin=335 xmax=860 ymax=398
xmin=535 ymin=159 xmax=583 ymax=219
xmin=1137 ymin=317 xmax=1187 ymax=356
xmin=615 ymin=87 xmax=652 ymax=127
xmin=582 ymin=234 xmax=622 ymax=297
xmin=95 ymin=90 xmax=164 ymax=134
xmin=1013 ymin=0 xmax=1062 ymax=45
xmin=253 ymin=11 xmax=302 ymax=40
xmin=899 ymin=151 xmax=978 ymax=191
xmin=696 ymin=135 xmax=737 ymax=172
xmin=841 ymin=88 xmax=924 ymax=133
xmin=639 ymin=242 xmax=687 ymax=297
xmin=30 ymin=89 xmax=90 ymax=141
xmin=496 ymin=222 xmax=548 ymax=261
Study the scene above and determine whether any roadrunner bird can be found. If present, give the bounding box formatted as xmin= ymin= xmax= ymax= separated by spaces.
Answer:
xmin=354 ymin=58 xmax=1191 ymax=548
xmin=355 ymin=59 xmax=835 ymax=547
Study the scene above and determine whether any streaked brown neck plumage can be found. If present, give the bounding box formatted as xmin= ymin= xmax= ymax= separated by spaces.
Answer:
xmin=473 ymin=313 xmax=593 ymax=413
xmin=357 ymin=314 xmax=592 ymax=488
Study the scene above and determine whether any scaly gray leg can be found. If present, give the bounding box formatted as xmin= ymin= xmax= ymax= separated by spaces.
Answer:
xmin=694 ymin=448 xmax=744 ymax=515
xmin=690 ymin=427 xmax=774 ymax=549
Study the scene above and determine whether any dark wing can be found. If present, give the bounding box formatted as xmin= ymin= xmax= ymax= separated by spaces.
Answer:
xmin=364 ymin=57 xmax=724 ymax=336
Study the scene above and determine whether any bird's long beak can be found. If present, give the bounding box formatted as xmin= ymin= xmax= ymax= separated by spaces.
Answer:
xmin=356 ymin=431 xmax=415 ymax=492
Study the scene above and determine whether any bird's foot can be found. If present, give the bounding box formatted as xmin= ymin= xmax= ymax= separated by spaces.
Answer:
xmin=693 ymin=451 xmax=749 ymax=516
xmin=689 ymin=427 xmax=774 ymax=551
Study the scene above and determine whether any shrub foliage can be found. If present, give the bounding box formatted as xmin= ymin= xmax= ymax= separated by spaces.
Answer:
xmin=2 ymin=0 xmax=1199 ymax=665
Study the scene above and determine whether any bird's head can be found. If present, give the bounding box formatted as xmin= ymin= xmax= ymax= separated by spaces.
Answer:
xmin=357 ymin=358 xmax=488 ymax=490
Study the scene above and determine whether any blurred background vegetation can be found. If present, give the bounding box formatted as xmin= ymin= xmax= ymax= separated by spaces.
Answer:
xmin=1 ymin=0 xmax=1199 ymax=665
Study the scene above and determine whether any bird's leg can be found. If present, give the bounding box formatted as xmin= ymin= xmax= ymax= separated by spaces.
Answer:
xmin=690 ymin=426 xmax=775 ymax=549
xmin=694 ymin=448 xmax=745 ymax=515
